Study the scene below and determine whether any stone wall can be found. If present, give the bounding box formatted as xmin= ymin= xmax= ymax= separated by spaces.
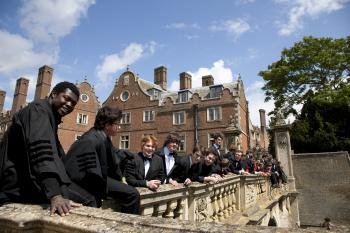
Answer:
xmin=292 ymin=151 xmax=350 ymax=226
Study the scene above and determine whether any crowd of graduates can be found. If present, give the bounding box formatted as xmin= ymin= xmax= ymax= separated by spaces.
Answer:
xmin=0 ymin=81 xmax=287 ymax=217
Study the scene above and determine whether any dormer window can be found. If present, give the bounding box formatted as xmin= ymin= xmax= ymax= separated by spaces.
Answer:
xmin=177 ymin=90 xmax=191 ymax=103
xmin=147 ymin=88 xmax=161 ymax=100
xmin=209 ymin=85 xmax=223 ymax=98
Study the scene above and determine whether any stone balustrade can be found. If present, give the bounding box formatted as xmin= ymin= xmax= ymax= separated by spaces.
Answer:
xmin=103 ymin=174 xmax=296 ymax=227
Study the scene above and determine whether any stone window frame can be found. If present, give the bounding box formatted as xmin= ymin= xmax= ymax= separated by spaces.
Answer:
xmin=76 ymin=113 xmax=88 ymax=125
xmin=143 ymin=110 xmax=155 ymax=122
xmin=173 ymin=111 xmax=186 ymax=125
xmin=120 ymin=134 xmax=130 ymax=149
xmin=207 ymin=106 xmax=222 ymax=122
xmin=121 ymin=112 xmax=131 ymax=124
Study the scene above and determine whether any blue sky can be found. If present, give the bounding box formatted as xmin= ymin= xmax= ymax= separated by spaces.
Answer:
xmin=0 ymin=0 xmax=349 ymax=125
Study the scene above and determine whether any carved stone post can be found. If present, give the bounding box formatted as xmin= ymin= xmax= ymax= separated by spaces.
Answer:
xmin=271 ymin=119 xmax=296 ymax=191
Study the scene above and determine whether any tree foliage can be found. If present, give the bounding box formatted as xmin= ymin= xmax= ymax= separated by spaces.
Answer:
xmin=259 ymin=36 xmax=350 ymax=118
xmin=290 ymin=95 xmax=350 ymax=153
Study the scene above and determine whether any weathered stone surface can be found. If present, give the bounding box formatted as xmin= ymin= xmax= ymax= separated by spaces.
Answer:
xmin=1 ymin=203 xmax=348 ymax=233
xmin=293 ymin=151 xmax=350 ymax=226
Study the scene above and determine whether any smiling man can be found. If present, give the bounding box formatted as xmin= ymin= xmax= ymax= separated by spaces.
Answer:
xmin=0 ymin=82 xmax=96 ymax=216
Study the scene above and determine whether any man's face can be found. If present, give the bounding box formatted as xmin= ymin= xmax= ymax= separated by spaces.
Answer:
xmin=167 ymin=142 xmax=178 ymax=153
xmin=51 ymin=88 xmax=78 ymax=117
xmin=235 ymin=152 xmax=242 ymax=161
xmin=191 ymin=151 xmax=202 ymax=164
xmin=204 ymin=153 xmax=216 ymax=166
xmin=215 ymin=137 xmax=222 ymax=146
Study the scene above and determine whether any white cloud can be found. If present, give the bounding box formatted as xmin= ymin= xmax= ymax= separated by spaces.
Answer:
xmin=210 ymin=18 xmax=250 ymax=40
xmin=165 ymin=22 xmax=200 ymax=30
xmin=0 ymin=30 xmax=56 ymax=74
xmin=169 ymin=60 xmax=234 ymax=91
xmin=277 ymin=0 xmax=348 ymax=36
xmin=246 ymin=81 xmax=274 ymax=126
xmin=20 ymin=0 xmax=95 ymax=45
xmin=95 ymin=42 xmax=157 ymax=89
xmin=235 ymin=0 xmax=255 ymax=4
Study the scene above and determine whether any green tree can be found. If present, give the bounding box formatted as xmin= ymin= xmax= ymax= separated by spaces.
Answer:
xmin=290 ymin=96 xmax=350 ymax=153
xmin=259 ymin=36 xmax=350 ymax=118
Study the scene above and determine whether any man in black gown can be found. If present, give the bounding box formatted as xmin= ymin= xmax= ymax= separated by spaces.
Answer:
xmin=64 ymin=106 xmax=140 ymax=214
xmin=0 ymin=82 xmax=96 ymax=216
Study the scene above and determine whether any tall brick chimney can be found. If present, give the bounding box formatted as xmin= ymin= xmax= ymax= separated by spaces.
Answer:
xmin=179 ymin=72 xmax=192 ymax=90
xmin=202 ymin=75 xmax=214 ymax=87
xmin=11 ymin=77 xmax=29 ymax=114
xmin=34 ymin=65 xmax=53 ymax=100
xmin=0 ymin=90 xmax=6 ymax=113
xmin=154 ymin=66 xmax=167 ymax=91
xmin=259 ymin=109 xmax=267 ymax=149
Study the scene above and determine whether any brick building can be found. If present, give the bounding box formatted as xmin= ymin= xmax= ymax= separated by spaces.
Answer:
xmin=0 ymin=65 xmax=268 ymax=155
xmin=0 ymin=65 xmax=100 ymax=152
xmin=103 ymin=66 xmax=266 ymax=155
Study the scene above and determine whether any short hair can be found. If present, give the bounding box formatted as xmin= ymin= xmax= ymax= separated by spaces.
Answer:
xmin=141 ymin=135 xmax=158 ymax=150
xmin=213 ymin=133 xmax=222 ymax=140
xmin=94 ymin=106 xmax=122 ymax=130
xmin=163 ymin=134 xmax=180 ymax=147
xmin=50 ymin=81 xmax=80 ymax=98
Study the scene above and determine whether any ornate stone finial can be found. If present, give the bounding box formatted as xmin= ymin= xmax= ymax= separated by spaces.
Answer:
xmin=237 ymin=73 xmax=241 ymax=81
xmin=126 ymin=65 xmax=130 ymax=71
xmin=84 ymin=75 xmax=88 ymax=81
xmin=275 ymin=109 xmax=286 ymax=126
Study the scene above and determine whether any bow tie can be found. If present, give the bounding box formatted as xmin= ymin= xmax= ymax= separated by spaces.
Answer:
xmin=142 ymin=155 xmax=152 ymax=161
xmin=168 ymin=152 xmax=176 ymax=157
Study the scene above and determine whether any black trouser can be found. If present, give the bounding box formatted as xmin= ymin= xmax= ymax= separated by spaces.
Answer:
xmin=107 ymin=177 xmax=140 ymax=214
xmin=62 ymin=182 xmax=97 ymax=207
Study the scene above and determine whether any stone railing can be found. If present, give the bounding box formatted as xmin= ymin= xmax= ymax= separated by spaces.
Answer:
xmin=103 ymin=174 xmax=294 ymax=226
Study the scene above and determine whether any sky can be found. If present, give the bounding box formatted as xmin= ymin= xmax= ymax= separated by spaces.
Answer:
xmin=0 ymin=0 xmax=349 ymax=126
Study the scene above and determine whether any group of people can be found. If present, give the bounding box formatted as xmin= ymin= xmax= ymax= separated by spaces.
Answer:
xmin=0 ymin=81 xmax=287 ymax=217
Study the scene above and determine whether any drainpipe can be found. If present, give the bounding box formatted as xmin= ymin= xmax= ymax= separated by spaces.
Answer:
xmin=193 ymin=104 xmax=199 ymax=146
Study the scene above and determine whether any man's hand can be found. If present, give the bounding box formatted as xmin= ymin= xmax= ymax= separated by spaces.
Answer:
xmin=50 ymin=195 xmax=82 ymax=216
xmin=146 ymin=180 xmax=161 ymax=191
xmin=184 ymin=178 xmax=192 ymax=186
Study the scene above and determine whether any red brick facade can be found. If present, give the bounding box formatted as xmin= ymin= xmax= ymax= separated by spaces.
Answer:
xmin=0 ymin=65 xmax=268 ymax=155
xmin=103 ymin=68 xmax=253 ymax=155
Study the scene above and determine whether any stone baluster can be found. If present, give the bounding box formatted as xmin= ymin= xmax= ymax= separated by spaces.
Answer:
xmin=217 ymin=187 xmax=225 ymax=221
xmin=222 ymin=186 xmax=230 ymax=218
xmin=162 ymin=200 xmax=178 ymax=218
xmin=210 ymin=191 xmax=219 ymax=222
xmin=174 ymin=198 xmax=185 ymax=220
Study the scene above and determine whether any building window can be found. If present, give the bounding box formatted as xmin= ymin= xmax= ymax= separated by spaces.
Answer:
xmin=121 ymin=112 xmax=131 ymax=124
xmin=120 ymin=135 xmax=129 ymax=149
xmin=178 ymin=134 xmax=186 ymax=152
xmin=80 ymin=94 xmax=89 ymax=102
xmin=143 ymin=110 xmax=155 ymax=122
xmin=120 ymin=91 xmax=130 ymax=101
xmin=173 ymin=111 xmax=185 ymax=125
xmin=207 ymin=107 xmax=221 ymax=122
xmin=209 ymin=85 xmax=223 ymax=98
xmin=77 ymin=113 xmax=88 ymax=125
xmin=178 ymin=91 xmax=189 ymax=103
xmin=208 ymin=133 xmax=215 ymax=148
xmin=147 ymin=88 xmax=161 ymax=100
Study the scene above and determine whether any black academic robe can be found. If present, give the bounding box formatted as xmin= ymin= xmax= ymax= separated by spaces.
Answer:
xmin=192 ymin=161 xmax=220 ymax=183
xmin=124 ymin=152 xmax=165 ymax=187
xmin=64 ymin=128 xmax=126 ymax=200
xmin=0 ymin=99 xmax=71 ymax=203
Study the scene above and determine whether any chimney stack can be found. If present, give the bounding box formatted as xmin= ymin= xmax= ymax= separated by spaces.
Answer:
xmin=202 ymin=75 xmax=214 ymax=87
xmin=0 ymin=90 xmax=6 ymax=113
xmin=34 ymin=65 xmax=53 ymax=100
xmin=11 ymin=77 xmax=29 ymax=114
xmin=179 ymin=72 xmax=192 ymax=90
xmin=154 ymin=66 xmax=167 ymax=91
xmin=259 ymin=109 xmax=266 ymax=128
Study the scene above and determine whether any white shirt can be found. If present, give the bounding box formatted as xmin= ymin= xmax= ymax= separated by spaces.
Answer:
xmin=164 ymin=147 xmax=175 ymax=175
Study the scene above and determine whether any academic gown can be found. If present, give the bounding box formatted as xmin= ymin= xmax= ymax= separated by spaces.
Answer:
xmin=0 ymin=99 xmax=73 ymax=204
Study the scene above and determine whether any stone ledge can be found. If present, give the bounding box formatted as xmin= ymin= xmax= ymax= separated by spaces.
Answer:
xmin=0 ymin=203 xmax=342 ymax=233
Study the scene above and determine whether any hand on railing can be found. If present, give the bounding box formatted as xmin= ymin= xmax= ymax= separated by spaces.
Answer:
xmin=183 ymin=178 xmax=192 ymax=186
xmin=146 ymin=180 xmax=161 ymax=191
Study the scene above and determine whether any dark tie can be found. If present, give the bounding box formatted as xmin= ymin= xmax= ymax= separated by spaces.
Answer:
xmin=142 ymin=155 xmax=152 ymax=162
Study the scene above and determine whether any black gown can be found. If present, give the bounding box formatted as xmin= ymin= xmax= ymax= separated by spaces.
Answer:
xmin=64 ymin=128 xmax=140 ymax=214
xmin=0 ymin=99 xmax=95 ymax=206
